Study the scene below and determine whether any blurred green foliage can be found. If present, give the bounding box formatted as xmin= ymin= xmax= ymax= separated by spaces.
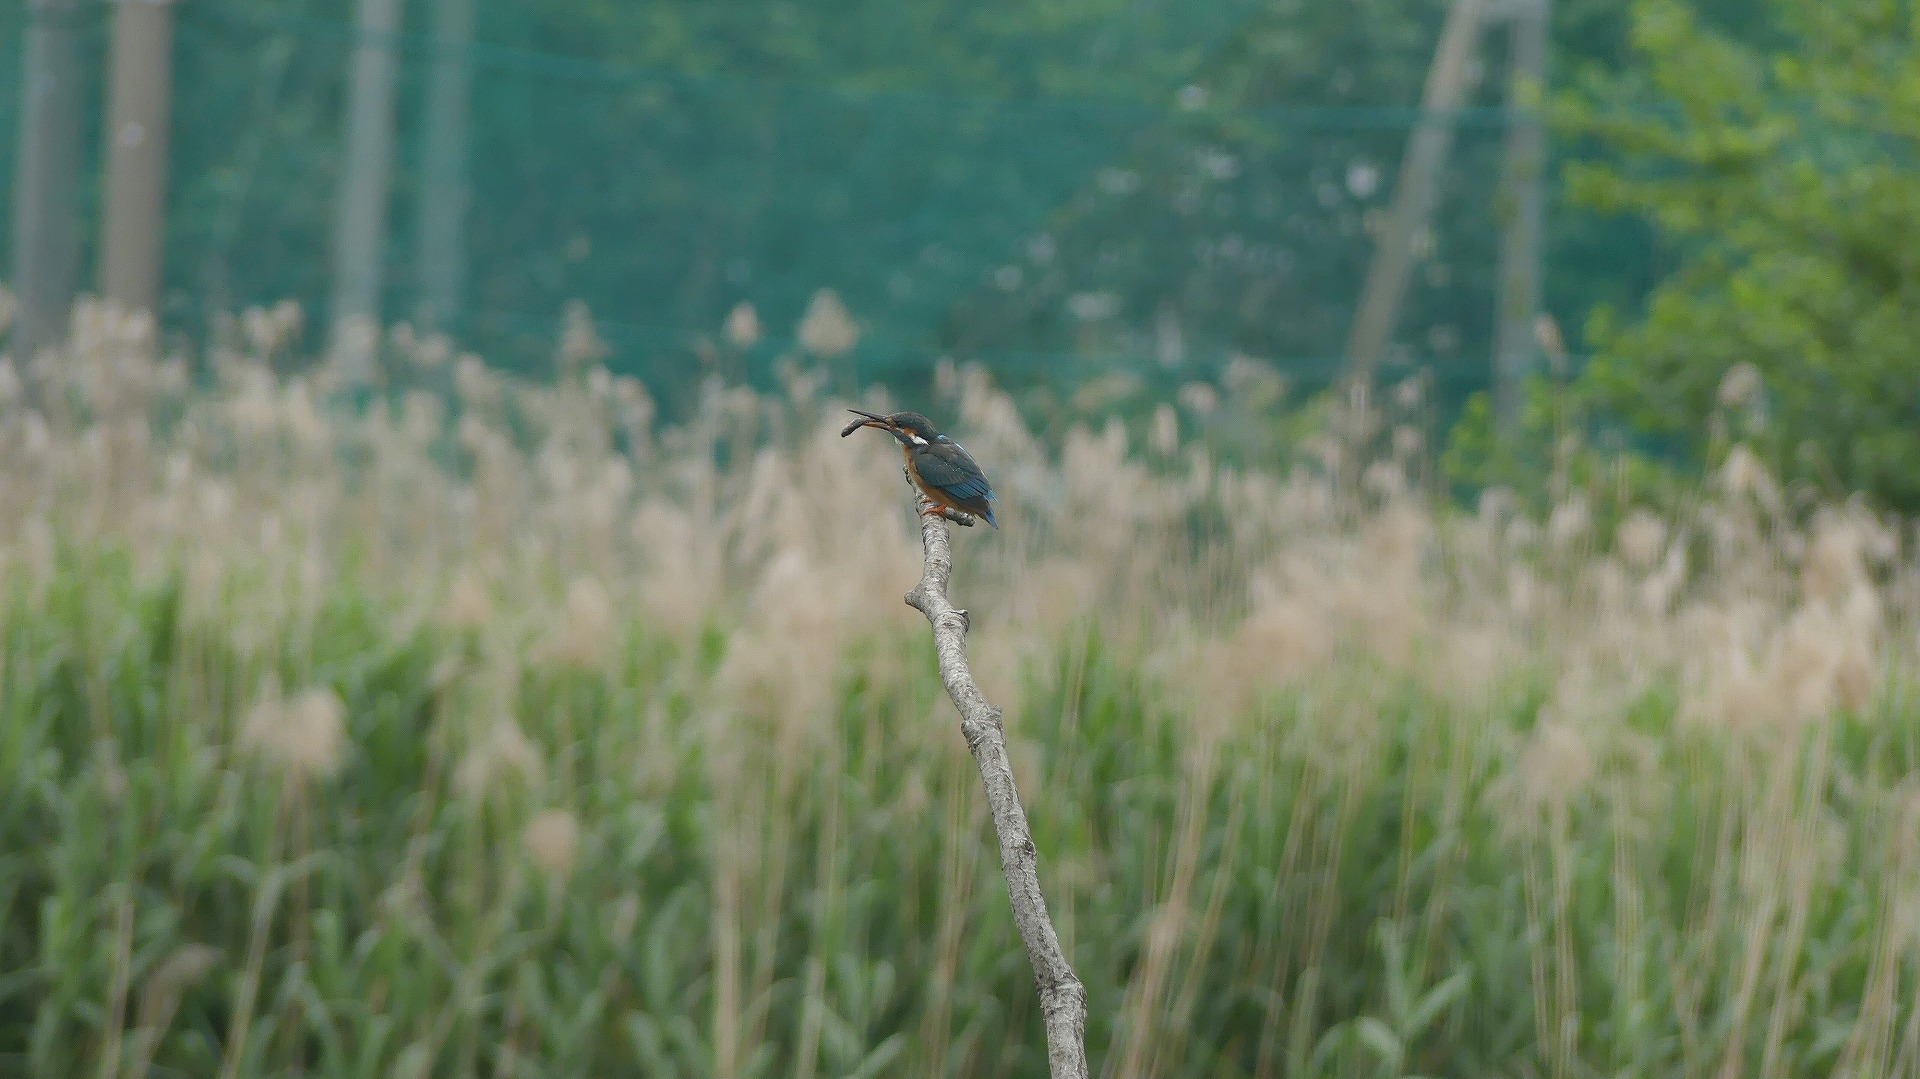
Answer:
xmin=1 ymin=541 xmax=1913 ymax=1076
xmin=1552 ymin=0 xmax=1920 ymax=511
xmin=1439 ymin=373 xmax=1698 ymax=542
xmin=0 ymin=0 xmax=1756 ymax=422
xmin=23 ymin=0 xmax=1917 ymax=509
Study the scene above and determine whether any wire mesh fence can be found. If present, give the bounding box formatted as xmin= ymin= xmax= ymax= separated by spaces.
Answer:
xmin=2 ymin=0 xmax=1662 ymax=416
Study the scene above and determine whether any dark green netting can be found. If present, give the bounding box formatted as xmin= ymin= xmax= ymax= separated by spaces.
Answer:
xmin=4 ymin=0 xmax=1667 ymax=416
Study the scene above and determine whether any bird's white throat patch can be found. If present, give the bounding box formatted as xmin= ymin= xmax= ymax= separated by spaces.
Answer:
xmin=909 ymin=434 xmax=929 ymax=446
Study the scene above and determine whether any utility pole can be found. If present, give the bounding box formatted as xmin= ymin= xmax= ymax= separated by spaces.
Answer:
xmin=415 ymin=0 xmax=475 ymax=331
xmin=1492 ymin=0 xmax=1550 ymax=435
xmin=9 ymin=0 xmax=88 ymax=362
xmin=1342 ymin=0 xmax=1488 ymax=386
xmin=100 ymin=0 xmax=179 ymax=321
xmin=328 ymin=0 xmax=406 ymax=381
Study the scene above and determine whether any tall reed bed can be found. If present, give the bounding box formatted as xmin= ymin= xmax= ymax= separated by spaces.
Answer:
xmin=0 ymin=299 xmax=1915 ymax=1077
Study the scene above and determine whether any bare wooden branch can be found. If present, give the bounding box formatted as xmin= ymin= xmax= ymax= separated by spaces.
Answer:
xmin=902 ymin=492 xmax=1089 ymax=1078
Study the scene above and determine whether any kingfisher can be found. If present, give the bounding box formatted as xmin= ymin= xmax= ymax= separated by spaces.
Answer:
xmin=842 ymin=408 xmax=999 ymax=528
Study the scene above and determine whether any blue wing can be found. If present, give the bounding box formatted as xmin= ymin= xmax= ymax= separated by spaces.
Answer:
xmin=915 ymin=439 xmax=994 ymax=503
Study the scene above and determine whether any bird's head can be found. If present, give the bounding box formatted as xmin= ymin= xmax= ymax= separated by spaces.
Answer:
xmin=843 ymin=408 xmax=942 ymax=446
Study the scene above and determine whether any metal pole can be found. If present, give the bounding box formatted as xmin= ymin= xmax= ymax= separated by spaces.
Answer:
xmin=328 ymin=0 xmax=406 ymax=381
xmin=9 ymin=0 xmax=88 ymax=362
xmin=1492 ymin=0 xmax=1550 ymax=434
xmin=100 ymin=0 xmax=179 ymax=320
xmin=416 ymin=0 xmax=475 ymax=331
xmin=1342 ymin=0 xmax=1488 ymax=385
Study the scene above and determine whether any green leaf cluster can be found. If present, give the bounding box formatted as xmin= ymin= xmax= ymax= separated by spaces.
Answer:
xmin=1558 ymin=0 xmax=1920 ymax=510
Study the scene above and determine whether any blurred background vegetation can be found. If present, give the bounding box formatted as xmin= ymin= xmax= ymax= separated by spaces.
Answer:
xmin=4 ymin=1 xmax=1920 ymax=1076
xmin=18 ymin=0 xmax=1912 ymax=509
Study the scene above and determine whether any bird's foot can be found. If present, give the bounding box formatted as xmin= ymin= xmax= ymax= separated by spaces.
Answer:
xmin=920 ymin=502 xmax=975 ymax=526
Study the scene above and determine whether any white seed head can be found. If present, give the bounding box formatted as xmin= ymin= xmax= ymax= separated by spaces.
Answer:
xmin=546 ymin=576 xmax=615 ymax=666
xmin=1717 ymin=362 xmax=1762 ymax=409
xmin=241 ymin=685 xmax=348 ymax=783
xmin=1802 ymin=516 xmax=1867 ymax=605
xmin=455 ymin=720 xmax=543 ymax=799
xmin=722 ymin=302 xmax=762 ymax=349
xmin=523 ymin=809 xmax=582 ymax=881
xmin=1547 ymin=497 xmax=1590 ymax=550
xmin=1719 ymin=445 xmax=1780 ymax=511
xmin=439 ymin=571 xmax=494 ymax=631
xmin=1512 ymin=721 xmax=1595 ymax=821
xmin=1150 ymin=404 xmax=1179 ymax=456
xmin=453 ymin=355 xmax=499 ymax=407
xmin=1616 ymin=509 xmax=1668 ymax=571
xmin=797 ymin=289 xmax=859 ymax=358
xmin=558 ymin=300 xmax=609 ymax=371
xmin=1177 ymin=382 xmax=1219 ymax=416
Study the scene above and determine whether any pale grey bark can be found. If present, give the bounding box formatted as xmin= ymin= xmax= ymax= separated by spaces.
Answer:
xmin=1492 ymin=0 xmax=1551 ymax=434
xmin=902 ymin=494 xmax=1090 ymax=1079
xmin=1343 ymin=0 xmax=1489 ymax=383
xmin=101 ymin=0 xmax=179 ymax=317
xmin=328 ymin=0 xmax=405 ymax=381
xmin=10 ymin=0 xmax=88 ymax=362
xmin=416 ymin=0 xmax=475 ymax=329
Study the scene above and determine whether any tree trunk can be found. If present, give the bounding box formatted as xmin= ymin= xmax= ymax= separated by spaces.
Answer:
xmin=415 ymin=0 xmax=474 ymax=331
xmin=101 ymin=0 xmax=179 ymax=321
xmin=1492 ymin=0 xmax=1551 ymax=435
xmin=328 ymin=0 xmax=405 ymax=381
xmin=10 ymin=0 xmax=89 ymax=362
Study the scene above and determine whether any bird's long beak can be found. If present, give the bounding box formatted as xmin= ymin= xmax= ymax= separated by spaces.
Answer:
xmin=841 ymin=408 xmax=897 ymax=438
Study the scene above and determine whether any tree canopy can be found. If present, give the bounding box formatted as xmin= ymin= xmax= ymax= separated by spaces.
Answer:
xmin=1559 ymin=0 xmax=1920 ymax=509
